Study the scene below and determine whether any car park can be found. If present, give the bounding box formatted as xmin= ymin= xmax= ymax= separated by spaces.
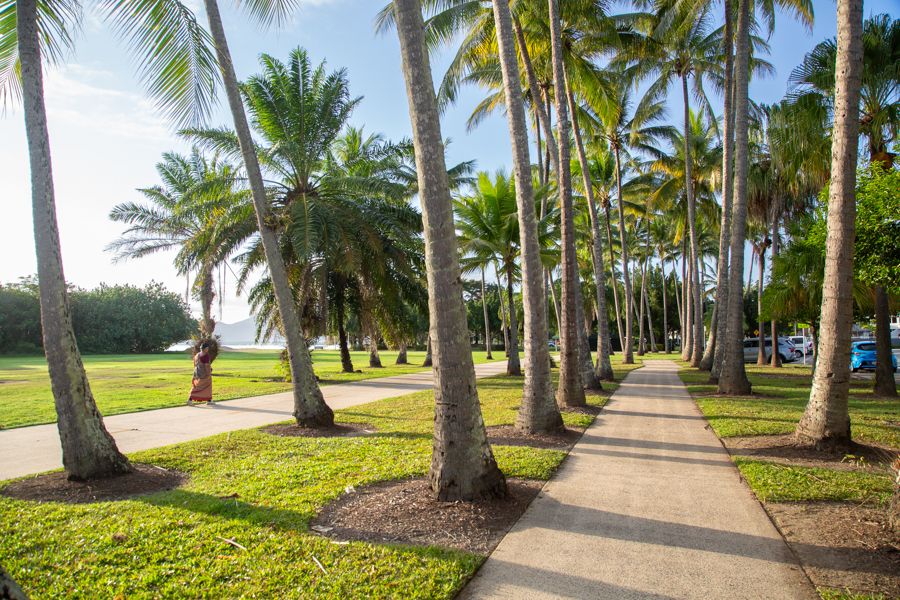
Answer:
xmin=742 ymin=337 xmax=798 ymax=363
xmin=850 ymin=341 xmax=899 ymax=372
xmin=789 ymin=336 xmax=814 ymax=356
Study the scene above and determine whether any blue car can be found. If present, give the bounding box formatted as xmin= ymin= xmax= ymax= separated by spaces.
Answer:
xmin=850 ymin=341 xmax=898 ymax=372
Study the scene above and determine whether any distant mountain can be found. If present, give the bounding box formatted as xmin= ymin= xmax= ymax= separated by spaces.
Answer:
xmin=214 ymin=318 xmax=284 ymax=346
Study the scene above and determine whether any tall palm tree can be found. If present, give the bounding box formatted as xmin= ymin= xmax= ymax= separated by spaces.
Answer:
xmin=483 ymin=0 xmax=562 ymax=433
xmin=548 ymin=0 xmax=586 ymax=408
xmin=790 ymin=13 xmax=898 ymax=396
xmin=624 ymin=2 xmax=725 ymax=367
xmin=199 ymin=1 xmax=333 ymax=427
xmin=5 ymin=0 xmax=218 ymax=480
xmin=718 ymin=0 xmax=753 ymax=395
xmin=108 ymin=150 xmax=242 ymax=339
xmin=583 ymin=75 xmax=672 ymax=364
xmin=796 ymin=0 xmax=864 ymax=447
xmin=392 ymin=0 xmax=506 ymax=501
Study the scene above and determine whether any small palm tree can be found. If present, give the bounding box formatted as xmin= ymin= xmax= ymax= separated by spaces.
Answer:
xmin=108 ymin=150 xmax=243 ymax=339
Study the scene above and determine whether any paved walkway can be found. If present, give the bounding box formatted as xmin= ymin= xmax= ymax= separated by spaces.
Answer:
xmin=0 ymin=361 xmax=508 ymax=481
xmin=461 ymin=360 xmax=816 ymax=600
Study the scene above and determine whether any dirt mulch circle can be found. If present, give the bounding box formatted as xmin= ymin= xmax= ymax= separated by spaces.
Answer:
xmin=309 ymin=478 xmax=543 ymax=555
xmin=0 ymin=464 xmax=185 ymax=504
xmin=486 ymin=425 xmax=584 ymax=449
xmin=261 ymin=422 xmax=376 ymax=438
xmin=767 ymin=502 xmax=900 ymax=598
xmin=724 ymin=434 xmax=898 ymax=472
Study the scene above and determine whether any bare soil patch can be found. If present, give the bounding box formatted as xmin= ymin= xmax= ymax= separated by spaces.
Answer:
xmin=0 ymin=464 xmax=185 ymax=504
xmin=486 ymin=425 xmax=584 ymax=449
xmin=560 ymin=405 xmax=603 ymax=416
xmin=310 ymin=478 xmax=543 ymax=554
xmin=725 ymin=434 xmax=897 ymax=472
xmin=261 ymin=422 xmax=375 ymax=438
xmin=767 ymin=502 xmax=899 ymax=598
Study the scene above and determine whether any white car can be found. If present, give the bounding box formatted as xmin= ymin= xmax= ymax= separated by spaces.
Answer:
xmin=742 ymin=338 xmax=798 ymax=363
xmin=789 ymin=336 xmax=814 ymax=355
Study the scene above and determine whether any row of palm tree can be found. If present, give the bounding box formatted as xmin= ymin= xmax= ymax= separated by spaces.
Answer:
xmin=2 ymin=0 xmax=894 ymax=519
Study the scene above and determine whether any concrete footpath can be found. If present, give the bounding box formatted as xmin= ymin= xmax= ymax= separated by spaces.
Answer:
xmin=0 ymin=360 xmax=508 ymax=481
xmin=460 ymin=360 xmax=816 ymax=600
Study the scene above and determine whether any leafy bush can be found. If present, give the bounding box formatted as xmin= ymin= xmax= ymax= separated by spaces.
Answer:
xmin=0 ymin=280 xmax=195 ymax=354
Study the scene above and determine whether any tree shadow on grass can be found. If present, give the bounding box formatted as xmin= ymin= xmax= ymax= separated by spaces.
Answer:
xmin=139 ymin=488 xmax=311 ymax=531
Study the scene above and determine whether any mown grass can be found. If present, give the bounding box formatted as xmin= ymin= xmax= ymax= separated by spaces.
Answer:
xmin=818 ymin=588 xmax=888 ymax=600
xmin=0 ymin=362 xmax=639 ymax=599
xmin=678 ymin=362 xmax=898 ymax=508
xmin=0 ymin=350 xmax=495 ymax=429
xmin=679 ymin=364 xmax=900 ymax=448
xmin=733 ymin=458 xmax=893 ymax=505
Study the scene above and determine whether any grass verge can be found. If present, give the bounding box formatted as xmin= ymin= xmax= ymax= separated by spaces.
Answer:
xmin=0 ymin=360 xmax=637 ymax=599
xmin=0 ymin=350 xmax=494 ymax=429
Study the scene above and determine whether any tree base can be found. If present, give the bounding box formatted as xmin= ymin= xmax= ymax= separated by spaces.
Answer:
xmin=295 ymin=403 xmax=335 ymax=428
xmin=430 ymin=463 xmax=508 ymax=502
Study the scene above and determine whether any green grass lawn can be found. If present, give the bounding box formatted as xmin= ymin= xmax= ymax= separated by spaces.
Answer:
xmin=678 ymin=361 xmax=898 ymax=600
xmin=679 ymin=363 xmax=900 ymax=448
xmin=0 ymin=350 xmax=495 ymax=430
xmin=0 ymin=364 xmax=633 ymax=599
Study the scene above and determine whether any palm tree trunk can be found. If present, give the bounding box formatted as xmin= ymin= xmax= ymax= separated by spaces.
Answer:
xmin=369 ymin=330 xmax=383 ymax=368
xmin=638 ymin=257 xmax=647 ymax=355
xmin=18 ymin=0 xmax=131 ymax=481
xmin=613 ymin=148 xmax=635 ymax=364
xmin=336 ymin=291 xmax=354 ymax=373
xmin=513 ymin=15 xmax=559 ymax=178
xmin=198 ymin=262 xmax=216 ymax=338
xmin=495 ymin=263 xmax=510 ymax=355
xmin=604 ymin=204 xmax=626 ymax=353
xmin=492 ymin=0 xmax=560 ymax=430
xmin=0 ymin=565 xmax=27 ymax=600
xmin=682 ymin=252 xmax=693 ymax=361
xmin=682 ymin=76 xmax=703 ymax=368
xmin=505 ymin=262 xmax=522 ymax=376
xmin=481 ymin=267 xmax=493 ymax=360
xmin=770 ymin=218 xmax=782 ymax=368
xmin=671 ymin=257 xmax=682 ymax=344
xmin=873 ymin=287 xmax=897 ymax=396
xmin=396 ymin=342 xmax=409 ymax=365
xmin=547 ymin=269 xmax=562 ymax=335
xmin=566 ymin=83 xmax=613 ymax=380
xmin=711 ymin=7 xmax=734 ymax=381
xmin=757 ymin=248 xmax=767 ymax=365
xmin=574 ymin=274 xmax=602 ymax=390
xmin=796 ymin=0 xmax=863 ymax=447
xmin=203 ymin=0 xmax=332 ymax=427
xmin=423 ymin=336 xmax=433 ymax=367
xmin=662 ymin=264 xmax=670 ymax=353
xmin=718 ymin=0 xmax=754 ymax=396
xmin=393 ymin=0 xmax=506 ymax=500
xmin=646 ymin=266 xmax=658 ymax=353
xmin=549 ymin=0 xmax=587 ymax=407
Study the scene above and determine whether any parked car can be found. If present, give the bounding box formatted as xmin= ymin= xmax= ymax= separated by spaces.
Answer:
xmin=742 ymin=338 xmax=798 ymax=363
xmin=850 ymin=341 xmax=899 ymax=372
xmin=789 ymin=336 xmax=814 ymax=356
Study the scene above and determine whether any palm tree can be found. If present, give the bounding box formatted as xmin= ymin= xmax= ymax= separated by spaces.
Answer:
xmin=391 ymin=0 xmax=506 ymax=501
xmin=583 ymin=75 xmax=672 ymax=364
xmin=108 ymin=150 xmax=241 ymax=339
xmin=199 ymin=1 xmax=333 ymax=427
xmin=6 ymin=0 xmax=220 ymax=480
xmin=479 ymin=0 xmax=562 ymax=433
xmin=790 ymin=13 xmax=898 ymax=396
xmin=624 ymin=2 xmax=725 ymax=367
xmin=718 ymin=0 xmax=753 ymax=395
xmin=547 ymin=0 xmax=586 ymax=408
xmin=455 ymin=172 xmax=523 ymax=376
xmin=795 ymin=0 xmax=864 ymax=448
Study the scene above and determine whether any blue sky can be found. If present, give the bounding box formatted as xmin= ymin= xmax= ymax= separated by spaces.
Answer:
xmin=1 ymin=0 xmax=895 ymax=323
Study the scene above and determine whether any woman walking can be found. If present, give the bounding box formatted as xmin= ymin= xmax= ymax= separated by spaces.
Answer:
xmin=188 ymin=342 xmax=214 ymax=405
